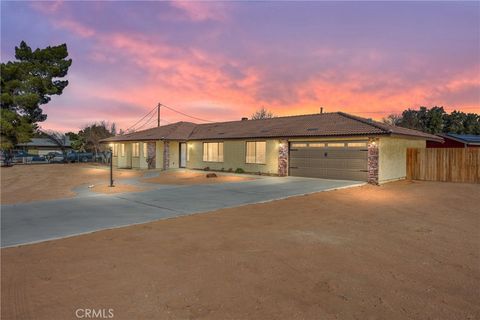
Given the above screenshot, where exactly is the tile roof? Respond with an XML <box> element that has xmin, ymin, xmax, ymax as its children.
<box><xmin>101</xmin><ymin>112</ymin><xmax>443</xmax><ymax>142</ymax></box>
<box><xmin>17</xmin><ymin>138</ymin><xmax>72</xmax><ymax>147</ymax></box>
<box><xmin>102</xmin><ymin>122</ymin><xmax>197</xmax><ymax>142</ymax></box>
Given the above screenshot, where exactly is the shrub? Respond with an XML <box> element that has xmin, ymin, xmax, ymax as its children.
<box><xmin>203</xmin><ymin>166</ymin><xmax>210</xmax><ymax>171</ymax></box>
<box><xmin>235</xmin><ymin>168</ymin><xmax>245</xmax><ymax>174</ymax></box>
<box><xmin>228</xmin><ymin>168</ymin><xmax>233</xmax><ymax>172</ymax></box>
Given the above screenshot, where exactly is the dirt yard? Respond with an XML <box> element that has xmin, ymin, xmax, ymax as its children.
<box><xmin>1</xmin><ymin>181</ymin><xmax>479</xmax><ymax>320</ymax></box>
<box><xmin>0</xmin><ymin>165</ymin><xmax>251</xmax><ymax>204</ymax></box>
<box><xmin>142</xmin><ymin>170</ymin><xmax>253</xmax><ymax>185</ymax></box>
<box><xmin>0</xmin><ymin>164</ymin><xmax>143</xmax><ymax>204</ymax></box>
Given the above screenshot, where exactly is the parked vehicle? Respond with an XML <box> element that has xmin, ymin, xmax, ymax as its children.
<box><xmin>46</xmin><ymin>152</ymin><xmax>66</xmax><ymax>163</ymax></box>
<box><xmin>66</xmin><ymin>151</ymin><xmax>94</xmax><ymax>163</ymax></box>
<box><xmin>0</xmin><ymin>150</ymin><xmax>13</xmax><ymax>167</ymax></box>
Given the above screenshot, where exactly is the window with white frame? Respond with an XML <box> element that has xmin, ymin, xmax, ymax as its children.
<box><xmin>132</xmin><ymin>143</ymin><xmax>140</xmax><ymax>157</ymax></box>
<box><xmin>203</xmin><ymin>142</ymin><xmax>223</xmax><ymax>162</ymax></box>
<box><xmin>113</xmin><ymin>144</ymin><xmax>118</xmax><ymax>156</ymax></box>
<box><xmin>120</xmin><ymin>144</ymin><xmax>125</xmax><ymax>157</ymax></box>
<box><xmin>143</xmin><ymin>143</ymin><xmax>148</xmax><ymax>158</ymax></box>
<box><xmin>246</xmin><ymin>141</ymin><xmax>266</xmax><ymax>164</ymax></box>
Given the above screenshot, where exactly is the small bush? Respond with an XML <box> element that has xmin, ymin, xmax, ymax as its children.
<box><xmin>228</xmin><ymin>168</ymin><xmax>233</xmax><ymax>172</ymax></box>
<box><xmin>203</xmin><ymin>166</ymin><xmax>210</xmax><ymax>171</ymax></box>
<box><xmin>235</xmin><ymin>168</ymin><xmax>245</xmax><ymax>174</ymax></box>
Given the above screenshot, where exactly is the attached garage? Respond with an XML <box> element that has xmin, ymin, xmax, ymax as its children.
<box><xmin>289</xmin><ymin>141</ymin><xmax>368</xmax><ymax>181</ymax></box>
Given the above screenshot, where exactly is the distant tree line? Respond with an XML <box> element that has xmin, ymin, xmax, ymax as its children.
<box><xmin>383</xmin><ymin>106</ymin><xmax>480</xmax><ymax>135</ymax></box>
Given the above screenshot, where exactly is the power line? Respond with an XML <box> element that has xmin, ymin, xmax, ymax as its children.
<box><xmin>125</xmin><ymin>105</ymin><xmax>157</xmax><ymax>132</ymax></box>
<box><xmin>159</xmin><ymin>103</ymin><xmax>215</xmax><ymax>123</ymax></box>
<box><xmin>134</xmin><ymin>111</ymin><xmax>157</xmax><ymax>131</ymax></box>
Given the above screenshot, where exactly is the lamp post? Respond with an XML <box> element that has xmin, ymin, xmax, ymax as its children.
<box><xmin>109</xmin><ymin>147</ymin><xmax>114</xmax><ymax>187</ymax></box>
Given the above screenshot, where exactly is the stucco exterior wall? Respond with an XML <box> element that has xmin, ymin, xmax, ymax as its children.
<box><xmin>115</xmin><ymin>142</ymin><xmax>130</xmax><ymax>168</ymax></box>
<box><xmin>378</xmin><ymin>137</ymin><xmax>426</xmax><ymax>183</ymax></box>
<box><xmin>138</xmin><ymin>142</ymin><xmax>149</xmax><ymax>169</ymax></box>
<box><xmin>186</xmin><ymin>139</ymin><xmax>280</xmax><ymax>174</ymax></box>
<box><xmin>169</xmin><ymin>142</ymin><xmax>180</xmax><ymax>169</ymax></box>
<box><xmin>155</xmin><ymin>141</ymin><xmax>164</xmax><ymax>170</ymax></box>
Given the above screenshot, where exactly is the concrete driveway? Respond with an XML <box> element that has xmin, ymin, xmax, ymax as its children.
<box><xmin>1</xmin><ymin>177</ymin><xmax>363</xmax><ymax>247</ymax></box>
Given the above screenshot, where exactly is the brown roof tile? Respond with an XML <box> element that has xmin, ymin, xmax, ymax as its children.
<box><xmin>101</xmin><ymin>112</ymin><xmax>443</xmax><ymax>142</ymax></box>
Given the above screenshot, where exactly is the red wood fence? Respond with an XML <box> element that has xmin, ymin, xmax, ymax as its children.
<box><xmin>407</xmin><ymin>148</ymin><xmax>480</xmax><ymax>183</ymax></box>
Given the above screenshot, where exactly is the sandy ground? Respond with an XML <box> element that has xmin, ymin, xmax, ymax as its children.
<box><xmin>0</xmin><ymin>164</ymin><xmax>143</xmax><ymax>204</ymax></box>
<box><xmin>142</xmin><ymin>170</ymin><xmax>253</xmax><ymax>185</ymax></box>
<box><xmin>0</xmin><ymin>165</ymin><xmax>251</xmax><ymax>204</ymax></box>
<box><xmin>1</xmin><ymin>180</ymin><xmax>479</xmax><ymax>320</ymax></box>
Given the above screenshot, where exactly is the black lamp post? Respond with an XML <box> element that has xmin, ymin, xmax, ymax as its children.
<box><xmin>109</xmin><ymin>147</ymin><xmax>114</xmax><ymax>187</ymax></box>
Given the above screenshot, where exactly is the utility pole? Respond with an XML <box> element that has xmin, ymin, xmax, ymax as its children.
<box><xmin>157</xmin><ymin>103</ymin><xmax>161</xmax><ymax>127</ymax></box>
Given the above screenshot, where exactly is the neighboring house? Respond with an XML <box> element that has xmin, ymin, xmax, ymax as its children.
<box><xmin>427</xmin><ymin>133</ymin><xmax>480</xmax><ymax>148</ymax></box>
<box><xmin>16</xmin><ymin>138</ymin><xmax>72</xmax><ymax>156</ymax></box>
<box><xmin>101</xmin><ymin>112</ymin><xmax>442</xmax><ymax>184</ymax></box>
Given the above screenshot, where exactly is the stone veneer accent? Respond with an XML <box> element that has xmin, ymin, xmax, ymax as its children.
<box><xmin>278</xmin><ymin>139</ymin><xmax>289</xmax><ymax>176</ymax></box>
<box><xmin>163</xmin><ymin>141</ymin><xmax>170</xmax><ymax>170</ymax></box>
<box><xmin>147</xmin><ymin>142</ymin><xmax>156</xmax><ymax>169</ymax></box>
<box><xmin>367</xmin><ymin>138</ymin><xmax>379</xmax><ymax>185</ymax></box>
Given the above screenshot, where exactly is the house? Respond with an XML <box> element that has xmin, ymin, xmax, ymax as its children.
<box><xmin>426</xmin><ymin>133</ymin><xmax>480</xmax><ymax>148</ymax></box>
<box><xmin>101</xmin><ymin>112</ymin><xmax>442</xmax><ymax>184</ymax></box>
<box><xmin>16</xmin><ymin>137</ymin><xmax>72</xmax><ymax>156</ymax></box>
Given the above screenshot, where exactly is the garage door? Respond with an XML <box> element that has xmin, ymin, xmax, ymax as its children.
<box><xmin>289</xmin><ymin>141</ymin><xmax>368</xmax><ymax>181</ymax></box>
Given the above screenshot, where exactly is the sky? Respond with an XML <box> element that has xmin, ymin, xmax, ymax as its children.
<box><xmin>1</xmin><ymin>1</ymin><xmax>479</xmax><ymax>132</ymax></box>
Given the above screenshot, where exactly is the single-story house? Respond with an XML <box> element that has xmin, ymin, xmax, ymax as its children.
<box><xmin>101</xmin><ymin>112</ymin><xmax>442</xmax><ymax>184</ymax></box>
<box><xmin>16</xmin><ymin>137</ymin><xmax>72</xmax><ymax>156</ymax></box>
<box><xmin>427</xmin><ymin>133</ymin><xmax>480</xmax><ymax>148</ymax></box>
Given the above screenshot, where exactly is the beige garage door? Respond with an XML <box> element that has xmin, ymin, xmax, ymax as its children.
<box><xmin>289</xmin><ymin>141</ymin><xmax>368</xmax><ymax>181</ymax></box>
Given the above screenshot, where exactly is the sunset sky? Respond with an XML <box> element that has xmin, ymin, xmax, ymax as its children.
<box><xmin>1</xmin><ymin>1</ymin><xmax>479</xmax><ymax>132</ymax></box>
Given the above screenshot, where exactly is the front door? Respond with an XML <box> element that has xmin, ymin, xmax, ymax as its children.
<box><xmin>179</xmin><ymin>142</ymin><xmax>187</xmax><ymax>168</ymax></box>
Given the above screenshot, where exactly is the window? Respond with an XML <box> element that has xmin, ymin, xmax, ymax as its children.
<box><xmin>120</xmin><ymin>144</ymin><xmax>125</xmax><ymax>157</ymax></box>
<box><xmin>113</xmin><ymin>144</ymin><xmax>118</xmax><ymax>156</ymax></box>
<box><xmin>308</xmin><ymin>143</ymin><xmax>325</xmax><ymax>148</ymax></box>
<box><xmin>347</xmin><ymin>142</ymin><xmax>367</xmax><ymax>148</ymax></box>
<box><xmin>326</xmin><ymin>142</ymin><xmax>345</xmax><ymax>147</ymax></box>
<box><xmin>143</xmin><ymin>143</ymin><xmax>148</xmax><ymax>157</ymax></box>
<box><xmin>132</xmin><ymin>143</ymin><xmax>140</xmax><ymax>157</ymax></box>
<box><xmin>291</xmin><ymin>143</ymin><xmax>307</xmax><ymax>148</ymax></box>
<box><xmin>246</xmin><ymin>141</ymin><xmax>266</xmax><ymax>164</ymax></box>
<box><xmin>203</xmin><ymin>142</ymin><xmax>223</xmax><ymax>162</ymax></box>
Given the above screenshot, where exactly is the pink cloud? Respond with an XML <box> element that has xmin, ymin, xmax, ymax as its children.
<box><xmin>30</xmin><ymin>0</ymin><xmax>63</xmax><ymax>14</ymax></box>
<box><xmin>170</xmin><ymin>1</ymin><xmax>229</xmax><ymax>21</ymax></box>
<box><xmin>54</xmin><ymin>19</ymin><xmax>95</xmax><ymax>38</ymax></box>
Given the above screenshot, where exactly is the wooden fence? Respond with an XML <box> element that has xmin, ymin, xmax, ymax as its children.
<box><xmin>407</xmin><ymin>148</ymin><xmax>480</xmax><ymax>183</ymax></box>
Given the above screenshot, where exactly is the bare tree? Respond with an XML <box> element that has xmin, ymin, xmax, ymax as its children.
<box><xmin>42</xmin><ymin>130</ymin><xmax>69</xmax><ymax>160</ymax></box>
<box><xmin>79</xmin><ymin>121</ymin><xmax>115</xmax><ymax>161</ymax></box>
<box><xmin>251</xmin><ymin>107</ymin><xmax>275</xmax><ymax>120</ymax></box>
<box><xmin>382</xmin><ymin>114</ymin><xmax>402</xmax><ymax>126</ymax></box>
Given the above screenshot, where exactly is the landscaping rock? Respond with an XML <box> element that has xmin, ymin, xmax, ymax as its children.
<box><xmin>206</xmin><ymin>173</ymin><xmax>217</xmax><ymax>178</ymax></box>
